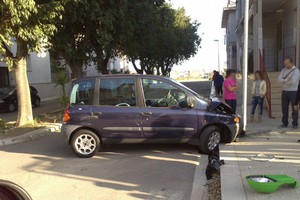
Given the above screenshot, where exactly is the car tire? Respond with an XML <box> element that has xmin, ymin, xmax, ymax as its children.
<box><xmin>199</xmin><ymin>126</ymin><xmax>221</xmax><ymax>154</ymax></box>
<box><xmin>71</xmin><ymin>129</ymin><xmax>100</xmax><ymax>158</ymax></box>
<box><xmin>8</xmin><ymin>103</ymin><xmax>16</xmax><ymax>112</ymax></box>
<box><xmin>0</xmin><ymin>179</ymin><xmax>32</xmax><ymax>200</ymax></box>
<box><xmin>33</xmin><ymin>98</ymin><xmax>40</xmax><ymax>107</ymax></box>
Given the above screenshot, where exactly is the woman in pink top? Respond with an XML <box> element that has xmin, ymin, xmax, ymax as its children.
<box><xmin>224</xmin><ymin>69</ymin><xmax>239</xmax><ymax>114</ymax></box>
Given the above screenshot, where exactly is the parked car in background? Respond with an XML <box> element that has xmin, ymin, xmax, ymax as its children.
<box><xmin>62</xmin><ymin>74</ymin><xmax>240</xmax><ymax>158</ymax></box>
<box><xmin>0</xmin><ymin>86</ymin><xmax>41</xmax><ymax>112</ymax></box>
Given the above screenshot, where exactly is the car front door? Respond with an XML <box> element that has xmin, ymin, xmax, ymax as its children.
<box><xmin>140</xmin><ymin>78</ymin><xmax>198</xmax><ymax>140</ymax></box>
<box><xmin>90</xmin><ymin>77</ymin><xmax>143</xmax><ymax>140</ymax></box>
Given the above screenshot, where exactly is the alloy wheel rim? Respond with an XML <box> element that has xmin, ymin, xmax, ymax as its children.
<box><xmin>75</xmin><ymin>134</ymin><xmax>96</xmax><ymax>155</ymax></box>
<box><xmin>208</xmin><ymin>131</ymin><xmax>221</xmax><ymax>150</ymax></box>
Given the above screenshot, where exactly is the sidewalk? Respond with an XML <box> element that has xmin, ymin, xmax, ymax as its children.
<box><xmin>237</xmin><ymin>105</ymin><xmax>289</xmax><ymax>135</ymax></box>
<box><xmin>220</xmin><ymin>107</ymin><xmax>300</xmax><ymax>200</ymax></box>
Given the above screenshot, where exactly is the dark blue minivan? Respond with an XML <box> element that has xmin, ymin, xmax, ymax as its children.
<box><xmin>62</xmin><ymin>75</ymin><xmax>240</xmax><ymax>158</ymax></box>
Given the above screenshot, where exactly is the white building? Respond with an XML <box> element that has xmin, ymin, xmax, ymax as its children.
<box><xmin>222</xmin><ymin>0</ymin><xmax>300</xmax><ymax>118</ymax></box>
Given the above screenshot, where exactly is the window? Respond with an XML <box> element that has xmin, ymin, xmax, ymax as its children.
<box><xmin>99</xmin><ymin>78</ymin><xmax>136</xmax><ymax>107</ymax></box>
<box><xmin>142</xmin><ymin>79</ymin><xmax>188</xmax><ymax>108</ymax></box>
<box><xmin>70</xmin><ymin>78</ymin><xmax>95</xmax><ymax>105</ymax></box>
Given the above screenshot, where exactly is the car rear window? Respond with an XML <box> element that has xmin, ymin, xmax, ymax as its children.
<box><xmin>70</xmin><ymin>78</ymin><xmax>95</xmax><ymax>105</ymax></box>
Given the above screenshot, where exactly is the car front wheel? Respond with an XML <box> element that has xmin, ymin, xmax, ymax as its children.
<box><xmin>71</xmin><ymin>130</ymin><xmax>100</xmax><ymax>158</ymax></box>
<box><xmin>199</xmin><ymin>126</ymin><xmax>221</xmax><ymax>154</ymax></box>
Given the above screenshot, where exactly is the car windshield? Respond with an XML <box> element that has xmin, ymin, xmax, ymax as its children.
<box><xmin>0</xmin><ymin>87</ymin><xmax>15</xmax><ymax>97</ymax></box>
<box><xmin>169</xmin><ymin>78</ymin><xmax>209</xmax><ymax>102</ymax></box>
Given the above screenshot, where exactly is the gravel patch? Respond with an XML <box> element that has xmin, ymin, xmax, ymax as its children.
<box><xmin>202</xmin><ymin>173</ymin><xmax>221</xmax><ymax>200</ymax></box>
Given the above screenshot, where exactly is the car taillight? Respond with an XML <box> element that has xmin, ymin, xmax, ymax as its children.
<box><xmin>63</xmin><ymin>108</ymin><xmax>71</xmax><ymax>122</ymax></box>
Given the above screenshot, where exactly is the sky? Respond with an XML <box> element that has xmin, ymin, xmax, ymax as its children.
<box><xmin>171</xmin><ymin>0</ymin><xmax>228</xmax><ymax>73</ymax></box>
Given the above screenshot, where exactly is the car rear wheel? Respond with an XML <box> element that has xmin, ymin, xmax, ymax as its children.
<box><xmin>71</xmin><ymin>130</ymin><xmax>100</xmax><ymax>158</ymax></box>
<box><xmin>199</xmin><ymin>126</ymin><xmax>221</xmax><ymax>154</ymax></box>
<box><xmin>8</xmin><ymin>103</ymin><xmax>16</xmax><ymax>112</ymax></box>
<box><xmin>33</xmin><ymin>98</ymin><xmax>40</xmax><ymax>107</ymax></box>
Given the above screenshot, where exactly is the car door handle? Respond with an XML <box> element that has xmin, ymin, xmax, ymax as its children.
<box><xmin>140</xmin><ymin>112</ymin><xmax>152</xmax><ymax>117</ymax></box>
<box><xmin>90</xmin><ymin>112</ymin><xmax>102</xmax><ymax>116</ymax></box>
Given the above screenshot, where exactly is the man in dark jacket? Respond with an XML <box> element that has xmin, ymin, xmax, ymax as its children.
<box><xmin>214</xmin><ymin>72</ymin><xmax>224</xmax><ymax>97</ymax></box>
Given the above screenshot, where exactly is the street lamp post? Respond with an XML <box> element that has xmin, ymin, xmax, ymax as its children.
<box><xmin>242</xmin><ymin>0</ymin><xmax>250</xmax><ymax>131</ymax></box>
<box><xmin>214</xmin><ymin>39</ymin><xmax>220</xmax><ymax>72</ymax></box>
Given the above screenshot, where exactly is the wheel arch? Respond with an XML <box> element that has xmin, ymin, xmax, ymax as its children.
<box><xmin>68</xmin><ymin>126</ymin><xmax>102</xmax><ymax>145</ymax></box>
<box><xmin>199</xmin><ymin>123</ymin><xmax>232</xmax><ymax>143</ymax></box>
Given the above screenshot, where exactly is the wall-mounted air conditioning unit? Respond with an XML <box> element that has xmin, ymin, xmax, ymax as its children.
<box><xmin>56</xmin><ymin>59</ymin><xmax>66</xmax><ymax>69</ymax></box>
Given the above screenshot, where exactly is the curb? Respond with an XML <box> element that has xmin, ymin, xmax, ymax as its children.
<box><xmin>219</xmin><ymin>144</ymin><xmax>247</xmax><ymax>200</ymax></box>
<box><xmin>190</xmin><ymin>154</ymin><xmax>208</xmax><ymax>200</ymax></box>
<box><xmin>0</xmin><ymin>123</ymin><xmax>61</xmax><ymax>147</ymax></box>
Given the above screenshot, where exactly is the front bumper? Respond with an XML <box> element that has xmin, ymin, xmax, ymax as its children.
<box><xmin>227</xmin><ymin>122</ymin><xmax>240</xmax><ymax>142</ymax></box>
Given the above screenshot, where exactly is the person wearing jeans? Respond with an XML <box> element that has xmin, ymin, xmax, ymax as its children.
<box><xmin>224</xmin><ymin>69</ymin><xmax>238</xmax><ymax>114</ymax></box>
<box><xmin>293</xmin><ymin>82</ymin><xmax>300</xmax><ymax>142</ymax></box>
<box><xmin>250</xmin><ymin>71</ymin><xmax>266</xmax><ymax>122</ymax></box>
<box><xmin>278</xmin><ymin>57</ymin><xmax>300</xmax><ymax>129</ymax></box>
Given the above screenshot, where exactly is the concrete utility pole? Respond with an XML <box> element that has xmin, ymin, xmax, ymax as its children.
<box><xmin>214</xmin><ymin>39</ymin><xmax>220</xmax><ymax>72</ymax></box>
<box><xmin>242</xmin><ymin>0</ymin><xmax>249</xmax><ymax>131</ymax></box>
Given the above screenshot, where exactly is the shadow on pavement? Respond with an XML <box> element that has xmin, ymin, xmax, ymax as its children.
<box><xmin>0</xmin><ymin>134</ymin><xmax>202</xmax><ymax>199</ymax></box>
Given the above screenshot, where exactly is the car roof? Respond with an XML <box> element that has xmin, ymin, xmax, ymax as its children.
<box><xmin>73</xmin><ymin>74</ymin><xmax>173</xmax><ymax>82</ymax></box>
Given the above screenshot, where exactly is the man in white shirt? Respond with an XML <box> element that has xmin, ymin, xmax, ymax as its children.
<box><xmin>278</xmin><ymin>57</ymin><xmax>300</xmax><ymax>129</ymax></box>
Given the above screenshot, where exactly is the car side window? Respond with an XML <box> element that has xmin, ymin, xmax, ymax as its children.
<box><xmin>70</xmin><ymin>79</ymin><xmax>95</xmax><ymax>105</ymax></box>
<box><xmin>99</xmin><ymin>78</ymin><xmax>136</xmax><ymax>107</ymax></box>
<box><xmin>142</xmin><ymin>79</ymin><xmax>188</xmax><ymax>108</ymax></box>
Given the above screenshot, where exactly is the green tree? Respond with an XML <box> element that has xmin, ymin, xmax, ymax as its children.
<box><xmin>0</xmin><ymin>0</ymin><xmax>62</xmax><ymax>126</ymax></box>
<box><xmin>51</xmin><ymin>0</ymin><xmax>125</xmax><ymax>77</ymax></box>
<box><xmin>120</xmin><ymin>0</ymin><xmax>164</xmax><ymax>74</ymax></box>
<box><xmin>121</xmin><ymin>3</ymin><xmax>201</xmax><ymax>76</ymax></box>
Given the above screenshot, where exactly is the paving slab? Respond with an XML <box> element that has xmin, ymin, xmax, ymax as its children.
<box><xmin>220</xmin><ymin>132</ymin><xmax>300</xmax><ymax>200</ymax></box>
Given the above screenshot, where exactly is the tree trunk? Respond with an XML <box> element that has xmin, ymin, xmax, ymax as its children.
<box><xmin>156</xmin><ymin>66</ymin><xmax>160</xmax><ymax>75</ymax></box>
<box><xmin>144</xmin><ymin>66</ymin><xmax>154</xmax><ymax>75</ymax></box>
<box><xmin>98</xmin><ymin>57</ymin><xmax>109</xmax><ymax>74</ymax></box>
<box><xmin>132</xmin><ymin>60</ymin><xmax>143</xmax><ymax>74</ymax></box>
<box><xmin>15</xmin><ymin>40</ymin><xmax>33</xmax><ymax>126</ymax></box>
<box><xmin>161</xmin><ymin>66</ymin><xmax>168</xmax><ymax>76</ymax></box>
<box><xmin>71</xmin><ymin>61</ymin><xmax>84</xmax><ymax>78</ymax></box>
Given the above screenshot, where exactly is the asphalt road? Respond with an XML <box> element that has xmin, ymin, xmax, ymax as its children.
<box><xmin>0</xmin><ymin>99</ymin><xmax>62</xmax><ymax>122</ymax></box>
<box><xmin>0</xmin><ymin>133</ymin><xmax>202</xmax><ymax>200</ymax></box>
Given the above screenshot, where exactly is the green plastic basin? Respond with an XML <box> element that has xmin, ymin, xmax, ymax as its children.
<box><xmin>246</xmin><ymin>175</ymin><xmax>298</xmax><ymax>194</ymax></box>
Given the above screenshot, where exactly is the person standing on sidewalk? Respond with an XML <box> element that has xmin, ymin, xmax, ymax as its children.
<box><xmin>278</xmin><ymin>57</ymin><xmax>300</xmax><ymax>129</ymax></box>
<box><xmin>250</xmin><ymin>71</ymin><xmax>266</xmax><ymax>122</ymax></box>
<box><xmin>293</xmin><ymin>82</ymin><xmax>300</xmax><ymax>142</ymax></box>
<box><xmin>214</xmin><ymin>72</ymin><xmax>224</xmax><ymax>97</ymax></box>
<box><xmin>224</xmin><ymin>69</ymin><xmax>239</xmax><ymax>114</ymax></box>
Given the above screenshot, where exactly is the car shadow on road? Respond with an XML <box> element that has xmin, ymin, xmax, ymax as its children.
<box><xmin>0</xmin><ymin>133</ymin><xmax>203</xmax><ymax>199</ymax></box>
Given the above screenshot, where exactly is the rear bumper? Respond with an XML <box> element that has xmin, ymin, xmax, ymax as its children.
<box><xmin>61</xmin><ymin>124</ymin><xmax>82</xmax><ymax>144</ymax></box>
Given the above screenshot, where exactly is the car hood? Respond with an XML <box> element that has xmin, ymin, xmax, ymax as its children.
<box><xmin>208</xmin><ymin>97</ymin><xmax>233</xmax><ymax>114</ymax></box>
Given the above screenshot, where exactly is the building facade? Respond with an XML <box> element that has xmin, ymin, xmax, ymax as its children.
<box><xmin>222</xmin><ymin>0</ymin><xmax>300</xmax><ymax>117</ymax></box>
<box><xmin>223</xmin><ymin>0</ymin><xmax>300</xmax><ymax>73</ymax></box>
<box><xmin>222</xmin><ymin>1</ymin><xmax>238</xmax><ymax>71</ymax></box>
